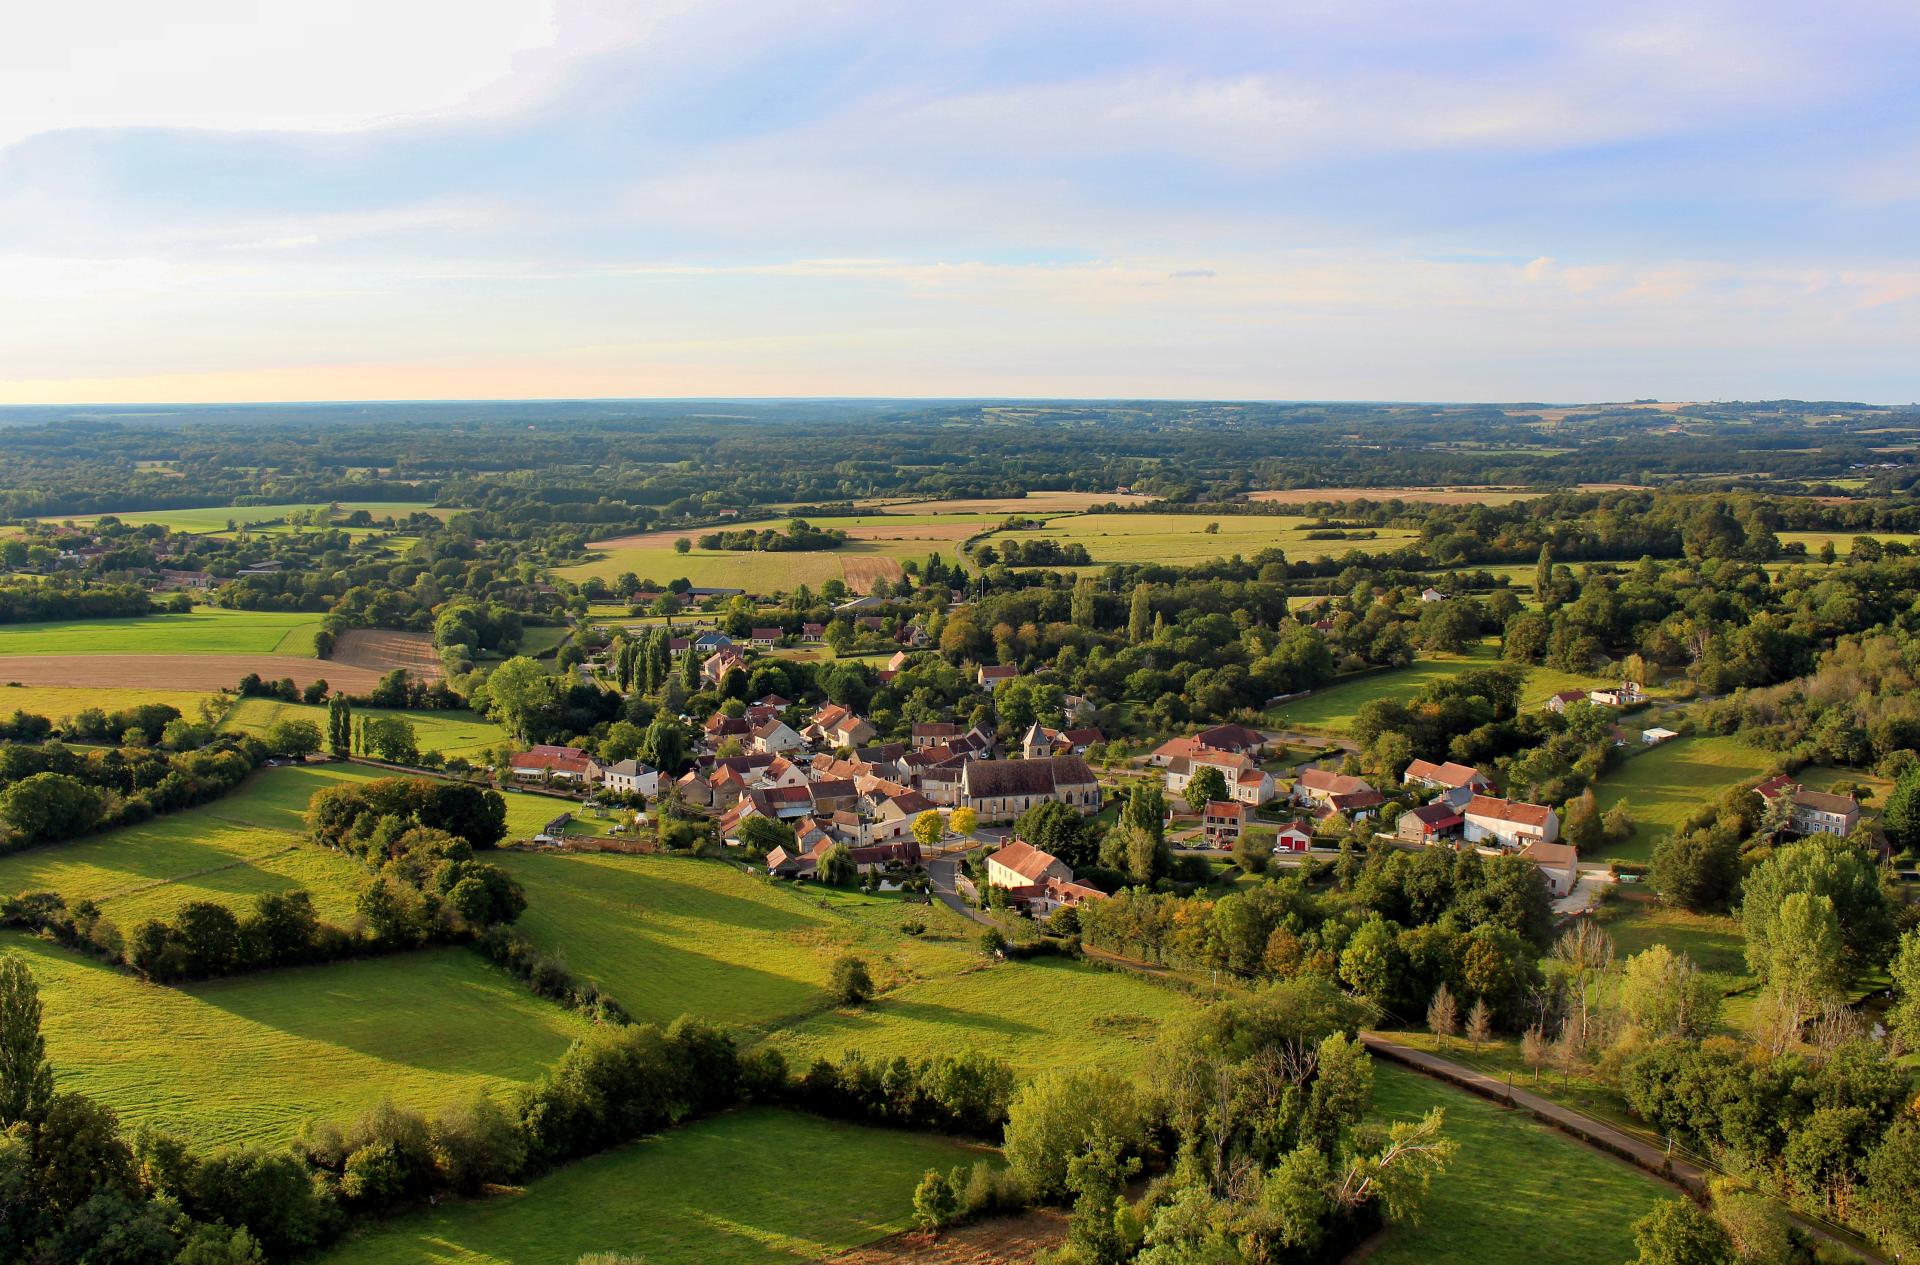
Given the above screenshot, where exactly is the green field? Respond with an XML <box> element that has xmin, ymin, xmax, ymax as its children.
<box><xmin>220</xmin><ymin>697</ymin><xmax>508</xmax><ymax>759</ymax></box>
<box><xmin>0</xmin><ymin>683</ymin><xmax>214</xmax><ymax>721</ymax></box>
<box><xmin>1366</xmin><ymin>1062</ymin><xmax>1668</xmax><ymax>1265</ymax></box>
<box><xmin>0</xmin><ymin>762</ymin><xmax>594</xmax><ymax>923</ymax></box>
<box><xmin>555</xmin><ymin>514</ymin><xmax>980</xmax><ymax>593</ymax></box>
<box><xmin>7</xmin><ymin>934</ymin><xmax>588</xmax><ymax>1149</ymax></box>
<box><xmin>1589</xmin><ymin>735</ymin><xmax>1776</xmax><ymax>863</ymax></box>
<box><xmin>1777</xmin><ymin>530</ymin><xmax>1920</xmax><ymax>557</ymax></box>
<box><xmin>1266</xmin><ymin>645</ymin><xmax>1621</xmax><ymax>734</ymax></box>
<box><xmin>322</xmin><ymin>1108</ymin><xmax>987</xmax><ymax>1265</ymax></box>
<box><xmin>992</xmin><ymin>512</ymin><xmax>1423</xmax><ymax>569</ymax></box>
<box><xmin>498</xmin><ymin>852</ymin><xmax>979</xmax><ymax>1032</ymax></box>
<box><xmin>35</xmin><ymin>501</ymin><xmax>451</xmax><ymax>534</ymax></box>
<box><xmin>0</xmin><ymin>608</ymin><xmax>323</xmax><ymax>656</ymax></box>
<box><xmin>768</xmin><ymin>955</ymin><xmax>1196</xmax><ymax>1075</ymax></box>
<box><xmin>1595</xmin><ymin>888</ymin><xmax>1756</xmax><ymax>1029</ymax></box>
<box><xmin>500</xmin><ymin>852</ymin><xmax>1194</xmax><ymax>1070</ymax></box>
<box><xmin>0</xmin><ymin>763</ymin><xmax>389</xmax><ymax>924</ymax></box>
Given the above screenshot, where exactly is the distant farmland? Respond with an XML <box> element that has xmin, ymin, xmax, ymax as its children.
<box><xmin>556</xmin><ymin>514</ymin><xmax>982</xmax><ymax>593</ymax></box>
<box><xmin>988</xmin><ymin>512</ymin><xmax>1423</xmax><ymax>569</ymax></box>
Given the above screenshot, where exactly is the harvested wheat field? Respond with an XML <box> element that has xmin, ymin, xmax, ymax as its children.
<box><xmin>0</xmin><ymin>655</ymin><xmax>386</xmax><ymax>693</ymax></box>
<box><xmin>330</xmin><ymin>629</ymin><xmax>443</xmax><ymax>678</ymax></box>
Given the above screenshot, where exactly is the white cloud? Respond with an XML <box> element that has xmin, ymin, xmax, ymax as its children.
<box><xmin>0</xmin><ymin>1</ymin><xmax>658</xmax><ymax>150</ymax></box>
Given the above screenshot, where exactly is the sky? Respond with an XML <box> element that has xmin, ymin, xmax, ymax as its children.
<box><xmin>3</xmin><ymin>1</ymin><xmax>1918</xmax><ymax>405</ymax></box>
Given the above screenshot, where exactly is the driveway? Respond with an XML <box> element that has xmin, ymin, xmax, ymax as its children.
<box><xmin>928</xmin><ymin>845</ymin><xmax>995</xmax><ymax>927</ymax></box>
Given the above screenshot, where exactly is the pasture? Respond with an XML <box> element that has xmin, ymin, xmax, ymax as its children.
<box><xmin>6</xmin><ymin>934</ymin><xmax>588</xmax><ymax>1150</ymax></box>
<box><xmin>557</xmin><ymin>514</ymin><xmax>981</xmax><ymax>593</ymax></box>
<box><xmin>0</xmin><ymin>607</ymin><xmax>321</xmax><ymax>656</ymax></box>
<box><xmin>0</xmin><ymin>762</ymin><xmax>388</xmax><ymax>923</ymax></box>
<box><xmin>767</xmin><ymin>955</ymin><xmax>1195</xmax><ymax>1075</ymax></box>
<box><xmin>35</xmin><ymin>501</ymin><xmax>453</xmax><ymax>534</ymax></box>
<box><xmin>321</xmin><ymin>1108</ymin><xmax>987</xmax><ymax>1265</ymax></box>
<box><xmin>992</xmin><ymin>512</ymin><xmax>1423</xmax><ymax>569</ymax></box>
<box><xmin>0</xmin><ymin>683</ymin><xmax>213</xmax><ymax>722</ymax></box>
<box><xmin>220</xmin><ymin>698</ymin><xmax>507</xmax><ymax>759</ymax></box>
<box><xmin>496</xmin><ymin>851</ymin><xmax>977</xmax><ymax>1032</ymax></box>
<box><xmin>1588</xmin><ymin>735</ymin><xmax>1777</xmax><ymax>863</ymax></box>
<box><xmin>1365</xmin><ymin>1062</ymin><xmax>1667</xmax><ymax>1265</ymax></box>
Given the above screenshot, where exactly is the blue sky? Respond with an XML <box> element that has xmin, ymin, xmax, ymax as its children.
<box><xmin>3</xmin><ymin>0</ymin><xmax>1917</xmax><ymax>404</ymax></box>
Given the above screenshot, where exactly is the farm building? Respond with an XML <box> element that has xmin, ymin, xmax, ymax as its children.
<box><xmin>1520</xmin><ymin>840</ymin><xmax>1581</xmax><ymax>897</ymax></box>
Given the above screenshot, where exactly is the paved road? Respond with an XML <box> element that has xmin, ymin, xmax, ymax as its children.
<box><xmin>927</xmin><ymin>852</ymin><xmax>996</xmax><ymax>927</ymax></box>
<box><xmin>1361</xmin><ymin>1033</ymin><xmax>1886</xmax><ymax>1264</ymax></box>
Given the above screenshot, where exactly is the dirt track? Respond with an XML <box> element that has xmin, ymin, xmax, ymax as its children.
<box><xmin>0</xmin><ymin>655</ymin><xmax>388</xmax><ymax>693</ymax></box>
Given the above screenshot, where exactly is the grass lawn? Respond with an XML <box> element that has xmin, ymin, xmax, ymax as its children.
<box><xmin>497</xmin><ymin>852</ymin><xmax>978</xmax><ymax>1032</ymax></box>
<box><xmin>219</xmin><ymin>697</ymin><xmax>507</xmax><ymax>759</ymax></box>
<box><xmin>1366</xmin><ymin>1061</ymin><xmax>1668</xmax><ymax>1265</ymax></box>
<box><xmin>555</xmin><ymin>514</ymin><xmax>978</xmax><ymax>593</ymax></box>
<box><xmin>0</xmin><ymin>683</ymin><xmax>213</xmax><ymax>721</ymax></box>
<box><xmin>1589</xmin><ymin>736</ymin><xmax>1777</xmax><ymax>864</ymax></box>
<box><xmin>6</xmin><ymin>935</ymin><xmax>588</xmax><ymax>1150</ymax></box>
<box><xmin>35</xmin><ymin>501</ymin><xmax>450</xmax><ymax>534</ymax></box>
<box><xmin>0</xmin><ymin>608</ymin><xmax>323</xmax><ymax>656</ymax></box>
<box><xmin>768</xmin><ymin>955</ymin><xmax>1195</xmax><ymax>1075</ymax></box>
<box><xmin>993</xmin><ymin>512</ymin><xmax>1423</xmax><ymax>569</ymax></box>
<box><xmin>321</xmin><ymin>1108</ymin><xmax>987</xmax><ymax>1265</ymax></box>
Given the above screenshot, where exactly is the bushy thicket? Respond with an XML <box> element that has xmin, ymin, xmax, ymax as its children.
<box><xmin>0</xmin><ymin>735</ymin><xmax>265</xmax><ymax>853</ymax></box>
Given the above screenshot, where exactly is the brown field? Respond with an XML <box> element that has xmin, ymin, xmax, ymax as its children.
<box><xmin>838</xmin><ymin>521</ymin><xmax>981</xmax><ymax>543</ymax></box>
<box><xmin>0</xmin><ymin>655</ymin><xmax>386</xmax><ymax>693</ymax></box>
<box><xmin>841</xmin><ymin>554</ymin><xmax>904</xmax><ymax>589</ymax></box>
<box><xmin>331</xmin><ymin>629</ymin><xmax>443</xmax><ymax>679</ymax></box>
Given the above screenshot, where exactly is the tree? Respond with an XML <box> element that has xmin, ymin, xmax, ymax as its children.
<box><xmin>483</xmin><ymin>657</ymin><xmax>555</xmax><ymax>742</ymax></box>
<box><xmin>1764</xmin><ymin>891</ymin><xmax>1847</xmax><ymax>1039</ymax></box>
<box><xmin>1183</xmin><ymin>766</ymin><xmax>1228</xmax><ymax>814</ymax></box>
<box><xmin>362</xmin><ymin>716</ymin><xmax>419</xmax><ymax>764</ymax></box>
<box><xmin>1535</xmin><ymin>542</ymin><xmax>1555</xmax><ymax>606</ymax></box>
<box><xmin>1128</xmin><ymin>583</ymin><xmax>1151</xmax><ymax>644</ymax></box>
<box><xmin>327</xmin><ymin>694</ymin><xmax>352</xmax><ymax>757</ymax></box>
<box><xmin>674</xmin><ymin>537</ymin><xmax>691</xmax><ymax>554</ymax></box>
<box><xmin>1619</xmin><ymin>945</ymin><xmax>1721</xmax><ymax>1039</ymax></box>
<box><xmin>1233</xmin><ymin>829</ymin><xmax>1269</xmax><ymax>875</ymax></box>
<box><xmin>0</xmin><ymin>953</ymin><xmax>53</xmax><ymax>1126</ymax></box>
<box><xmin>1630</xmin><ymin>1198</ymin><xmax>1735</xmax><ymax>1265</ymax></box>
<box><xmin>0</xmin><ymin>772</ymin><xmax>102</xmax><ymax>844</ymax></box>
<box><xmin>912</xmin><ymin>810</ymin><xmax>945</xmax><ymax>852</ymax></box>
<box><xmin>1562</xmin><ymin>788</ymin><xmax>1602</xmax><ymax>852</ymax></box>
<box><xmin>828</xmin><ymin>954</ymin><xmax>874</xmax><ymax>1005</ymax></box>
<box><xmin>639</xmin><ymin>714</ymin><xmax>689</xmax><ymax>774</ymax></box>
<box><xmin>1549</xmin><ymin>922</ymin><xmax>1613</xmax><ymax>1052</ymax></box>
<box><xmin>815</xmin><ymin>843</ymin><xmax>857</xmax><ymax>886</ymax></box>
<box><xmin>1003</xmin><ymin>1068</ymin><xmax>1147</xmax><ymax>1201</ymax></box>
<box><xmin>1888</xmin><ymin>927</ymin><xmax>1920</xmax><ymax>1050</ymax></box>
<box><xmin>912</xmin><ymin>1168</ymin><xmax>958</xmax><ymax>1233</ymax></box>
<box><xmin>736</xmin><ymin>815</ymin><xmax>794</xmax><ymax>859</ymax></box>
<box><xmin>1650</xmin><ymin>828</ymin><xmax>1740</xmax><ymax>911</ymax></box>
<box><xmin>1426</xmin><ymin>983</ymin><xmax>1459</xmax><ymax>1043</ymax></box>
<box><xmin>1741</xmin><ymin>837</ymin><xmax>1893</xmax><ymax>980</ymax></box>
<box><xmin>1464</xmin><ymin>998</ymin><xmax>1493</xmax><ymax>1048</ymax></box>
<box><xmin>263</xmin><ymin>717</ymin><xmax>322</xmax><ymax>759</ymax></box>
<box><xmin>1884</xmin><ymin>765</ymin><xmax>1920</xmax><ymax>856</ymax></box>
<box><xmin>1520</xmin><ymin>1024</ymin><xmax>1549</xmax><ymax>1083</ymax></box>
<box><xmin>949</xmin><ymin>806</ymin><xmax>977</xmax><ymax>838</ymax></box>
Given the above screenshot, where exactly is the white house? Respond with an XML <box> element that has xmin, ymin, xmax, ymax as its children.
<box><xmin>1589</xmin><ymin>681</ymin><xmax>1647</xmax><ymax>707</ymax></box>
<box><xmin>1462</xmin><ymin>795</ymin><xmax>1560</xmax><ymax>849</ymax></box>
<box><xmin>1520</xmin><ymin>840</ymin><xmax>1580</xmax><ymax>897</ymax></box>
<box><xmin>601</xmin><ymin>759</ymin><xmax>659</xmax><ymax>798</ymax></box>
<box><xmin>1641</xmin><ymin>727</ymin><xmax>1679</xmax><ymax>746</ymax></box>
